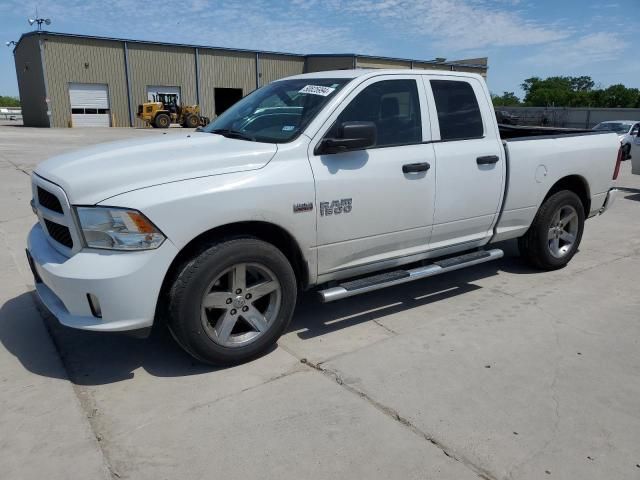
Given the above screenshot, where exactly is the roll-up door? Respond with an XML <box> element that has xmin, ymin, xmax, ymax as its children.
<box><xmin>69</xmin><ymin>83</ymin><xmax>111</xmax><ymax>127</ymax></box>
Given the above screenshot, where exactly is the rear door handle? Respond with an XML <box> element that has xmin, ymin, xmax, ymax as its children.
<box><xmin>402</xmin><ymin>162</ymin><xmax>430</xmax><ymax>173</ymax></box>
<box><xmin>477</xmin><ymin>155</ymin><xmax>499</xmax><ymax>165</ymax></box>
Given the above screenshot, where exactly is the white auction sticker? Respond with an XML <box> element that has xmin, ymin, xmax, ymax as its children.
<box><xmin>299</xmin><ymin>85</ymin><xmax>336</xmax><ymax>96</ymax></box>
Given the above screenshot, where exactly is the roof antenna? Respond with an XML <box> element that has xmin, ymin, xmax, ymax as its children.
<box><xmin>28</xmin><ymin>7</ymin><xmax>51</xmax><ymax>31</ymax></box>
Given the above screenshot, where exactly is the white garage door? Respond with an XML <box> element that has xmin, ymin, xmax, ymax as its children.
<box><xmin>147</xmin><ymin>85</ymin><xmax>181</xmax><ymax>102</ymax></box>
<box><xmin>69</xmin><ymin>83</ymin><xmax>111</xmax><ymax>127</ymax></box>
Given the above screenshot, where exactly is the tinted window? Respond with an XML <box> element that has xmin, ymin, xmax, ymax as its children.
<box><xmin>431</xmin><ymin>80</ymin><xmax>483</xmax><ymax>140</ymax></box>
<box><xmin>631</xmin><ymin>124</ymin><xmax>639</xmax><ymax>136</ymax></box>
<box><xmin>330</xmin><ymin>79</ymin><xmax>422</xmax><ymax>148</ymax></box>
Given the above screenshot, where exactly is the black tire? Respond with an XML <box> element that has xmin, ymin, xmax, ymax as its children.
<box><xmin>518</xmin><ymin>190</ymin><xmax>585</xmax><ymax>270</ymax></box>
<box><xmin>154</xmin><ymin>113</ymin><xmax>171</xmax><ymax>128</ymax></box>
<box><xmin>167</xmin><ymin>238</ymin><xmax>297</xmax><ymax>365</ymax></box>
<box><xmin>184</xmin><ymin>114</ymin><xmax>199</xmax><ymax>128</ymax></box>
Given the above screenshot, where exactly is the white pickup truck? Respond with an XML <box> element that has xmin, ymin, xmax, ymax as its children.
<box><xmin>27</xmin><ymin>70</ymin><xmax>622</xmax><ymax>364</ymax></box>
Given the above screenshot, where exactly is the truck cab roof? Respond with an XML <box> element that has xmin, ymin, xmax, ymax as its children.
<box><xmin>280</xmin><ymin>69</ymin><xmax>484</xmax><ymax>82</ymax></box>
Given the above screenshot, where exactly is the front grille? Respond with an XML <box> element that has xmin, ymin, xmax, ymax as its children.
<box><xmin>44</xmin><ymin>219</ymin><xmax>74</xmax><ymax>249</ymax></box>
<box><xmin>37</xmin><ymin>186</ymin><xmax>63</xmax><ymax>213</ymax></box>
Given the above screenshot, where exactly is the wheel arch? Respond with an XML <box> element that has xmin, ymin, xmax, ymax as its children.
<box><xmin>156</xmin><ymin>221</ymin><xmax>310</xmax><ymax>323</ymax></box>
<box><xmin>542</xmin><ymin>175</ymin><xmax>591</xmax><ymax>216</ymax></box>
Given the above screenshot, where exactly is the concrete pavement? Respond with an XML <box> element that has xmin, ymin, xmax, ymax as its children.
<box><xmin>1</xmin><ymin>124</ymin><xmax>639</xmax><ymax>479</ymax></box>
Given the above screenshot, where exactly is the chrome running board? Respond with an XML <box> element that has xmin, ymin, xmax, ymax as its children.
<box><xmin>318</xmin><ymin>249</ymin><xmax>504</xmax><ymax>303</ymax></box>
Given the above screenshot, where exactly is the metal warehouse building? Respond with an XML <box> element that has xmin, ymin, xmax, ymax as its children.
<box><xmin>13</xmin><ymin>31</ymin><xmax>488</xmax><ymax>128</ymax></box>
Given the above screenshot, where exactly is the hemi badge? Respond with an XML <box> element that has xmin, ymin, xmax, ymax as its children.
<box><xmin>293</xmin><ymin>202</ymin><xmax>313</xmax><ymax>213</ymax></box>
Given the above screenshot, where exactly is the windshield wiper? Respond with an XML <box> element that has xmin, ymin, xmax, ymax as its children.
<box><xmin>210</xmin><ymin>128</ymin><xmax>256</xmax><ymax>142</ymax></box>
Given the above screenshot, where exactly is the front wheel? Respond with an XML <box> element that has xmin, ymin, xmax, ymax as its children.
<box><xmin>167</xmin><ymin>238</ymin><xmax>297</xmax><ymax>365</ymax></box>
<box><xmin>518</xmin><ymin>190</ymin><xmax>585</xmax><ymax>270</ymax></box>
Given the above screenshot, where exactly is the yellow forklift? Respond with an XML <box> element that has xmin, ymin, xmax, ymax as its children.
<box><xmin>137</xmin><ymin>93</ymin><xmax>210</xmax><ymax>128</ymax></box>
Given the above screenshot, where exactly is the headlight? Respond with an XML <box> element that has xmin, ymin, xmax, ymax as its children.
<box><xmin>76</xmin><ymin>207</ymin><xmax>165</xmax><ymax>250</ymax></box>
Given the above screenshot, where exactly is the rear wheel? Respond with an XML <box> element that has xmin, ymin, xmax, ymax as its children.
<box><xmin>154</xmin><ymin>113</ymin><xmax>170</xmax><ymax>128</ymax></box>
<box><xmin>518</xmin><ymin>190</ymin><xmax>585</xmax><ymax>270</ymax></box>
<box><xmin>168</xmin><ymin>238</ymin><xmax>297</xmax><ymax>365</ymax></box>
<box><xmin>184</xmin><ymin>114</ymin><xmax>199</xmax><ymax>128</ymax></box>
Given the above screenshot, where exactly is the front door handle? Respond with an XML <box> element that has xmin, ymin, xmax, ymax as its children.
<box><xmin>402</xmin><ymin>162</ymin><xmax>430</xmax><ymax>173</ymax></box>
<box><xmin>477</xmin><ymin>155</ymin><xmax>499</xmax><ymax>165</ymax></box>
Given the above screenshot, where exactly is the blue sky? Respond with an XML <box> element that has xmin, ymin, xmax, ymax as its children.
<box><xmin>1</xmin><ymin>0</ymin><xmax>638</xmax><ymax>99</ymax></box>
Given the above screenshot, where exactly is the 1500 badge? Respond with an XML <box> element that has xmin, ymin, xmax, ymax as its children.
<box><xmin>320</xmin><ymin>198</ymin><xmax>352</xmax><ymax>216</ymax></box>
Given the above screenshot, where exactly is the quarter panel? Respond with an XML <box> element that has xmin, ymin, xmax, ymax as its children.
<box><xmin>493</xmin><ymin>133</ymin><xmax>619</xmax><ymax>241</ymax></box>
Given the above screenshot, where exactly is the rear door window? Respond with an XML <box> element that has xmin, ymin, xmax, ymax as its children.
<box><xmin>430</xmin><ymin>80</ymin><xmax>483</xmax><ymax>141</ymax></box>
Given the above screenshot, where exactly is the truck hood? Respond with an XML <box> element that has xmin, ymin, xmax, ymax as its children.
<box><xmin>34</xmin><ymin>132</ymin><xmax>277</xmax><ymax>204</ymax></box>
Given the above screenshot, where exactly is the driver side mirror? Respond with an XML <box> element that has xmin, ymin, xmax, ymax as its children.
<box><xmin>315</xmin><ymin>121</ymin><xmax>377</xmax><ymax>155</ymax></box>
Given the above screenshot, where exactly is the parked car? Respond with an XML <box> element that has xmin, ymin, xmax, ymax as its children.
<box><xmin>27</xmin><ymin>69</ymin><xmax>621</xmax><ymax>365</ymax></box>
<box><xmin>631</xmin><ymin>127</ymin><xmax>640</xmax><ymax>174</ymax></box>
<box><xmin>593</xmin><ymin>120</ymin><xmax>640</xmax><ymax>160</ymax></box>
<box><xmin>495</xmin><ymin>109</ymin><xmax>520</xmax><ymax>125</ymax></box>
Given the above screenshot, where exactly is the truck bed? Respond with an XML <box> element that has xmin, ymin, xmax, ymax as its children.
<box><xmin>498</xmin><ymin>124</ymin><xmax>611</xmax><ymax>141</ymax></box>
<box><xmin>492</xmin><ymin>127</ymin><xmax>620</xmax><ymax>243</ymax></box>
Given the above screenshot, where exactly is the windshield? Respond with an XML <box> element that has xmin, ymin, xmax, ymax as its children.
<box><xmin>202</xmin><ymin>78</ymin><xmax>351</xmax><ymax>143</ymax></box>
<box><xmin>593</xmin><ymin>122</ymin><xmax>632</xmax><ymax>134</ymax></box>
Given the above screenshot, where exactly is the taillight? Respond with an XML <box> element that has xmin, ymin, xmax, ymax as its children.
<box><xmin>612</xmin><ymin>147</ymin><xmax>622</xmax><ymax>180</ymax></box>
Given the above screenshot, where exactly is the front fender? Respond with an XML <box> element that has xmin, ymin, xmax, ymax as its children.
<box><xmin>101</xmin><ymin>161</ymin><xmax>318</xmax><ymax>282</ymax></box>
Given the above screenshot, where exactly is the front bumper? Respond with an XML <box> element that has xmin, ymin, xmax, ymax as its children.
<box><xmin>27</xmin><ymin>223</ymin><xmax>178</xmax><ymax>332</ymax></box>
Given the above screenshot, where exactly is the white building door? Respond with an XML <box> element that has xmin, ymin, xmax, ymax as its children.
<box><xmin>69</xmin><ymin>83</ymin><xmax>111</xmax><ymax>127</ymax></box>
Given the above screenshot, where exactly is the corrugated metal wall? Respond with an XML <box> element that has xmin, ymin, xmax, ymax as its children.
<box><xmin>412</xmin><ymin>62</ymin><xmax>450</xmax><ymax>71</ymax></box>
<box><xmin>14</xmin><ymin>36</ymin><xmax>49</xmax><ymax>127</ymax></box>
<box><xmin>305</xmin><ymin>56</ymin><xmax>354</xmax><ymax>72</ymax></box>
<box><xmin>42</xmin><ymin>36</ymin><xmax>128</xmax><ymax>127</ymax></box>
<box><xmin>127</xmin><ymin>44</ymin><xmax>197</xmax><ymax>127</ymax></box>
<box><xmin>356</xmin><ymin>57</ymin><xmax>411</xmax><ymax>69</ymax></box>
<box><xmin>198</xmin><ymin>50</ymin><xmax>256</xmax><ymax>119</ymax></box>
<box><xmin>450</xmin><ymin>58</ymin><xmax>488</xmax><ymax>78</ymax></box>
<box><xmin>16</xmin><ymin>33</ymin><xmax>490</xmax><ymax>128</ymax></box>
<box><xmin>259</xmin><ymin>54</ymin><xmax>305</xmax><ymax>85</ymax></box>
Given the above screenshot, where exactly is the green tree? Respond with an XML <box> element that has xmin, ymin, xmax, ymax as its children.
<box><xmin>520</xmin><ymin>75</ymin><xmax>639</xmax><ymax>108</ymax></box>
<box><xmin>491</xmin><ymin>91</ymin><xmax>521</xmax><ymax>106</ymax></box>
<box><xmin>0</xmin><ymin>96</ymin><xmax>20</xmax><ymax>107</ymax></box>
<box><xmin>570</xmin><ymin>76</ymin><xmax>595</xmax><ymax>92</ymax></box>
<box><xmin>521</xmin><ymin>76</ymin><xmax>575</xmax><ymax>106</ymax></box>
<box><xmin>597</xmin><ymin>84</ymin><xmax>639</xmax><ymax>108</ymax></box>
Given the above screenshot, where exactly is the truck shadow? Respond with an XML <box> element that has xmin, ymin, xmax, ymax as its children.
<box><xmin>290</xmin><ymin>245</ymin><xmax>534</xmax><ymax>340</ymax></box>
<box><xmin>0</xmin><ymin>242</ymin><xmax>544</xmax><ymax>386</ymax></box>
<box><xmin>0</xmin><ymin>292</ymin><xmax>225</xmax><ymax>385</ymax></box>
<box><xmin>617</xmin><ymin>187</ymin><xmax>640</xmax><ymax>202</ymax></box>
